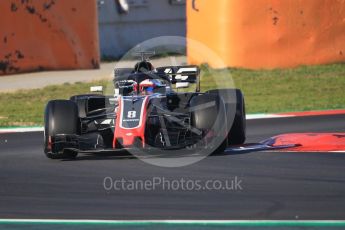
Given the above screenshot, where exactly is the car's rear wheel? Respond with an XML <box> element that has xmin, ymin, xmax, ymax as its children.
<box><xmin>44</xmin><ymin>100</ymin><xmax>79</xmax><ymax>159</ymax></box>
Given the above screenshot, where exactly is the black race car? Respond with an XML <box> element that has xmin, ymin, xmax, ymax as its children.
<box><xmin>44</xmin><ymin>58</ymin><xmax>246</xmax><ymax>159</ymax></box>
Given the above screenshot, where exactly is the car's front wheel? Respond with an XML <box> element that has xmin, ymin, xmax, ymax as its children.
<box><xmin>206</xmin><ymin>89</ymin><xmax>246</xmax><ymax>145</ymax></box>
<box><xmin>44</xmin><ymin>100</ymin><xmax>79</xmax><ymax>159</ymax></box>
<box><xmin>190</xmin><ymin>94</ymin><xmax>228</xmax><ymax>154</ymax></box>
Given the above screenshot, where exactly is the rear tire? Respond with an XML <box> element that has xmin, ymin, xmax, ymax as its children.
<box><xmin>44</xmin><ymin>100</ymin><xmax>79</xmax><ymax>159</ymax></box>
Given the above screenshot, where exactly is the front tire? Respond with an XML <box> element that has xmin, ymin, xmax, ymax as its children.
<box><xmin>228</xmin><ymin>89</ymin><xmax>246</xmax><ymax>145</ymax></box>
<box><xmin>44</xmin><ymin>100</ymin><xmax>79</xmax><ymax>159</ymax></box>
<box><xmin>206</xmin><ymin>89</ymin><xmax>246</xmax><ymax>145</ymax></box>
<box><xmin>190</xmin><ymin>94</ymin><xmax>227</xmax><ymax>154</ymax></box>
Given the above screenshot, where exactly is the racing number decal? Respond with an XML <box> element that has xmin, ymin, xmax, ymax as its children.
<box><xmin>120</xmin><ymin>97</ymin><xmax>145</xmax><ymax>129</ymax></box>
<box><xmin>127</xmin><ymin>111</ymin><xmax>136</xmax><ymax>118</ymax></box>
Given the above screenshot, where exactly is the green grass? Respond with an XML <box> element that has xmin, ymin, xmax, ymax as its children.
<box><xmin>0</xmin><ymin>81</ymin><xmax>108</xmax><ymax>127</ymax></box>
<box><xmin>201</xmin><ymin>63</ymin><xmax>345</xmax><ymax>113</ymax></box>
<box><xmin>0</xmin><ymin>63</ymin><xmax>345</xmax><ymax>126</ymax></box>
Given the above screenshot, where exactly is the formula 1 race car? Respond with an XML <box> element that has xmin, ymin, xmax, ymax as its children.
<box><xmin>44</xmin><ymin>56</ymin><xmax>246</xmax><ymax>159</ymax></box>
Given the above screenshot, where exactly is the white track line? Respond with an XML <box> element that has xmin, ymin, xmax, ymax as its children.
<box><xmin>246</xmin><ymin>114</ymin><xmax>294</xmax><ymax>120</ymax></box>
<box><xmin>0</xmin><ymin>219</ymin><xmax>345</xmax><ymax>225</ymax></box>
<box><xmin>0</xmin><ymin>127</ymin><xmax>44</xmax><ymax>133</ymax></box>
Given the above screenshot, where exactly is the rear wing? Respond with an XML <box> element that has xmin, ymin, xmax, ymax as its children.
<box><xmin>156</xmin><ymin>65</ymin><xmax>200</xmax><ymax>92</ymax></box>
<box><xmin>155</xmin><ymin>66</ymin><xmax>200</xmax><ymax>83</ymax></box>
<box><xmin>113</xmin><ymin>65</ymin><xmax>201</xmax><ymax>92</ymax></box>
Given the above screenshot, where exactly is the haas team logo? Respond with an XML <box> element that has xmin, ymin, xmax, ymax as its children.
<box><xmin>127</xmin><ymin>111</ymin><xmax>136</xmax><ymax>118</ymax></box>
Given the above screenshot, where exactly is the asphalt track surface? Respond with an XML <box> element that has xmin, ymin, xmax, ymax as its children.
<box><xmin>0</xmin><ymin>114</ymin><xmax>345</xmax><ymax>220</ymax></box>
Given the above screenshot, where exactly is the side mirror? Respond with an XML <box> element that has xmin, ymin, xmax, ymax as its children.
<box><xmin>90</xmin><ymin>86</ymin><xmax>103</xmax><ymax>93</ymax></box>
<box><xmin>175</xmin><ymin>82</ymin><xmax>189</xmax><ymax>89</ymax></box>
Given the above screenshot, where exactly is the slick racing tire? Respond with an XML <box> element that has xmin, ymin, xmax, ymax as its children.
<box><xmin>190</xmin><ymin>94</ymin><xmax>227</xmax><ymax>154</ymax></box>
<box><xmin>44</xmin><ymin>100</ymin><xmax>79</xmax><ymax>159</ymax></box>
<box><xmin>206</xmin><ymin>89</ymin><xmax>246</xmax><ymax>145</ymax></box>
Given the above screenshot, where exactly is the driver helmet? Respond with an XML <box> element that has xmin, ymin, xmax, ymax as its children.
<box><xmin>139</xmin><ymin>79</ymin><xmax>164</xmax><ymax>95</ymax></box>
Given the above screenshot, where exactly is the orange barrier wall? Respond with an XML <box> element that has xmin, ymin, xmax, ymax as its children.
<box><xmin>0</xmin><ymin>0</ymin><xmax>99</xmax><ymax>75</ymax></box>
<box><xmin>187</xmin><ymin>0</ymin><xmax>345</xmax><ymax>69</ymax></box>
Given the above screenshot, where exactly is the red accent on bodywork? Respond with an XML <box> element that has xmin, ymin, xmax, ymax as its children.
<box><xmin>267</xmin><ymin>133</ymin><xmax>345</xmax><ymax>152</ymax></box>
<box><xmin>48</xmin><ymin>136</ymin><xmax>52</xmax><ymax>151</ymax></box>
<box><xmin>113</xmin><ymin>96</ymin><xmax>149</xmax><ymax>148</ymax></box>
